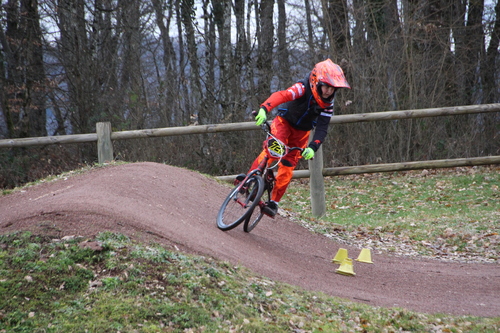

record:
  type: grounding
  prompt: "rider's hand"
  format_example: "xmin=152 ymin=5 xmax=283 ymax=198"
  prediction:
xmin=302 ymin=147 xmax=315 ymax=160
xmin=255 ymin=108 xmax=267 ymax=126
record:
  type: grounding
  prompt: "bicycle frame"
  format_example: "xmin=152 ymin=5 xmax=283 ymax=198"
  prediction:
xmin=216 ymin=120 xmax=303 ymax=232
xmin=242 ymin=122 xmax=302 ymax=210
xmin=241 ymin=123 xmax=287 ymax=203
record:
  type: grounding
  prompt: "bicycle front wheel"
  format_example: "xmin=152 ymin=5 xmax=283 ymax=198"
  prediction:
xmin=216 ymin=175 xmax=264 ymax=231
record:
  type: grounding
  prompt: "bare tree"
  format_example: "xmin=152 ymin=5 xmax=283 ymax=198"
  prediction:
xmin=0 ymin=0 xmax=46 ymax=138
xmin=304 ymin=0 xmax=315 ymax=61
xmin=464 ymin=0 xmax=485 ymax=104
xmin=180 ymin=0 xmax=203 ymax=124
xmin=233 ymin=0 xmax=252 ymax=114
xmin=119 ymin=0 xmax=146 ymax=129
xmin=56 ymin=0 xmax=87 ymax=132
xmin=482 ymin=0 xmax=500 ymax=104
xmin=152 ymin=0 xmax=178 ymax=127
xmin=321 ymin=0 xmax=350 ymax=58
xmin=256 ymin=0 xmax=274 ymax=101
xmin=277 ymin=0 xmax=291 ymax=86
xmin=1 ymin=0 xmax=499 ymax=185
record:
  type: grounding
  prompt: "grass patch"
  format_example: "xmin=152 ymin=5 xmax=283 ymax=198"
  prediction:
xmin=0 ymin=231 xmax=499 ymax=332
xmin=282 ymin=166 xmax=499 ymax=262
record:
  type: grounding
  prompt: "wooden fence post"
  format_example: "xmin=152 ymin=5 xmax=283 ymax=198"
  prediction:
xmin=308 ymin=144 xmax=326 ymax=217
xmin=96 ymin=122 xmax=113 ymax=163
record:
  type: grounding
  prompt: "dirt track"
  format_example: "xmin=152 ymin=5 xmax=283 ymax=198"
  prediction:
xmin=1 ymin=162 xmax=499 ymax=317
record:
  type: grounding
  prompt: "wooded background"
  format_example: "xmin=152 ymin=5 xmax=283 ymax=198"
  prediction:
xmin=1 ymin=0 xmax=499 ymax=188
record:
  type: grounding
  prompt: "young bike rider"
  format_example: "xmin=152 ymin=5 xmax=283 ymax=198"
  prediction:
xmin=238 ymin=59 xmax=351 ymax=217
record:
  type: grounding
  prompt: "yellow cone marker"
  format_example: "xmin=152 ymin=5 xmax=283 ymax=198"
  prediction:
xmin=331 ymin=248 xmax=348 ymax=264
xmin=335 ymin=258 xmax=356 ymax=276
xmin=355 ymin=248 xmax=373 ymax=264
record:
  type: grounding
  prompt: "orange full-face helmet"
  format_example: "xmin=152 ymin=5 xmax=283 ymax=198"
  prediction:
xmin=309 ymin=59 xmax=350 ymax=108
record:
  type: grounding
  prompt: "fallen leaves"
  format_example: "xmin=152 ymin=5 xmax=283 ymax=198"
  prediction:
xmin=285 ymin=166 xmax=500 ymax=263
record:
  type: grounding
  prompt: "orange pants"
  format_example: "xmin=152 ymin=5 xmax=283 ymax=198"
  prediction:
xmin=249 ymin=116 xmax=310 ymax=202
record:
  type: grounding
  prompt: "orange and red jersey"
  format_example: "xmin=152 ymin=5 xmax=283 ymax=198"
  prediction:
xmin=259 ymin=75 xmax=334 ymax=152
xmin=260 ymin=82 xmax=310 ymax=112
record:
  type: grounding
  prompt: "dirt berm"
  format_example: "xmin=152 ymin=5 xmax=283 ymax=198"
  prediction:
xmin=1 ymin=162 xmax=498 ymax=317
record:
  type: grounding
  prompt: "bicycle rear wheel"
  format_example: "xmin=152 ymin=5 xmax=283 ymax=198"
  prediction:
xmin=243 ymin=201 xmax=265 ymax=233
xmin=245 ymin=173 xmax=273 ymax=233
xmin=216 ymin=175 xmax=264 ymax=231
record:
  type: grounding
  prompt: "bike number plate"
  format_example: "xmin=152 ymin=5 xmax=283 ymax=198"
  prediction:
xmin=266 ymin=137 xmax=286 ymax=158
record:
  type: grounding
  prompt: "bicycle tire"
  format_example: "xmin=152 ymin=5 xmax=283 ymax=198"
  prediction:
xmin=243 ymin=178 xmax=271 ymax=232
xmin=243 ymin=202 xmax=264 ymax=233
xmin=216 ymin=175 xmax=264 ymax=231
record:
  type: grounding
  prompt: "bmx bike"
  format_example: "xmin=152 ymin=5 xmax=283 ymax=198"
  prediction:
xmin=216 ymin=119 xmax=303 ymax=233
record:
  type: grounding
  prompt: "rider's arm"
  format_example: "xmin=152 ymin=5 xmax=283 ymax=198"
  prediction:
xmin=308 ymin=108 xmax=333 ymax=151
xmin=260 ymin=82 xmax=306 ymax=112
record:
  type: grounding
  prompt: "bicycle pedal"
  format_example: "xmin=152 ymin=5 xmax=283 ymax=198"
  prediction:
xmin=263 ymin=212 xmax=277 ymax=218
xmin=262 ymin=203 xmax=278 ymax=217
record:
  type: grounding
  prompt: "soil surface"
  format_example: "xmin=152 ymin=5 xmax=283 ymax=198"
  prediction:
xmin=1 ymin=162 xmax=499 ymax=317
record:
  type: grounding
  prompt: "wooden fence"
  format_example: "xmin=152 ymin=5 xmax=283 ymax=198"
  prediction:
xmin=1 ymin=103 xmax=499 ymax=216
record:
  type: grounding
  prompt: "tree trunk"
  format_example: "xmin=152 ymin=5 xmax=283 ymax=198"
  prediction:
xmin=482 ymin=0 xmax=499 ymax=103
xmin=304 ymin=0 xmax=315 ymax=63
xmin=180 ymin=0 xmax=203 ymax=125
xmin=213 ymin=0 xmax=232 ymax=123
xmin=23 ymin=0 xmax=46 ymax=137
xmin=321 ymin=0 xmax=350 ymax=58
xmin=257 ymin=0 xmax=274 ymax=102
xmin=152 ymin=0 xmax=178 ymax=127
xmin=119 ymin=0 xmax=145 ymax=130
xmin=277 ymin=0 xmax=291 ymax=86
xmin=1 ymin=0 xmax=46 ymax=138
xmin=57 ymin=0 xmax=94 ymax=133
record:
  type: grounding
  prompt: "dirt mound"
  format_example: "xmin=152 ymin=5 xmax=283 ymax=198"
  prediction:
xmin=1 ymin=162 xmax=498 ymax=317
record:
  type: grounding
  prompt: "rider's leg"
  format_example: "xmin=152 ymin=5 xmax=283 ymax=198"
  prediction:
xmin=248 ymin=149 xmax=267 ymax=172
xmin=271 ymin=123 xmax=310 ymax=204
xmin=271 ymin=164 xmax=294 ymax=202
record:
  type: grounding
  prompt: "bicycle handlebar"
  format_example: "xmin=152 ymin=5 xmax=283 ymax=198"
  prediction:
xmin=251 ymin=110 xmax=304 ymax=154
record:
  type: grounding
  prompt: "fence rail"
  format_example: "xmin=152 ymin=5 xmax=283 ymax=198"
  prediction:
xmin=215 ymin=156 xmax=500 ymax=181
xmin=2 ymin=103 xmax=499 ymax=217
xmin=1 ymin=103 xmax=499 ymax=148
